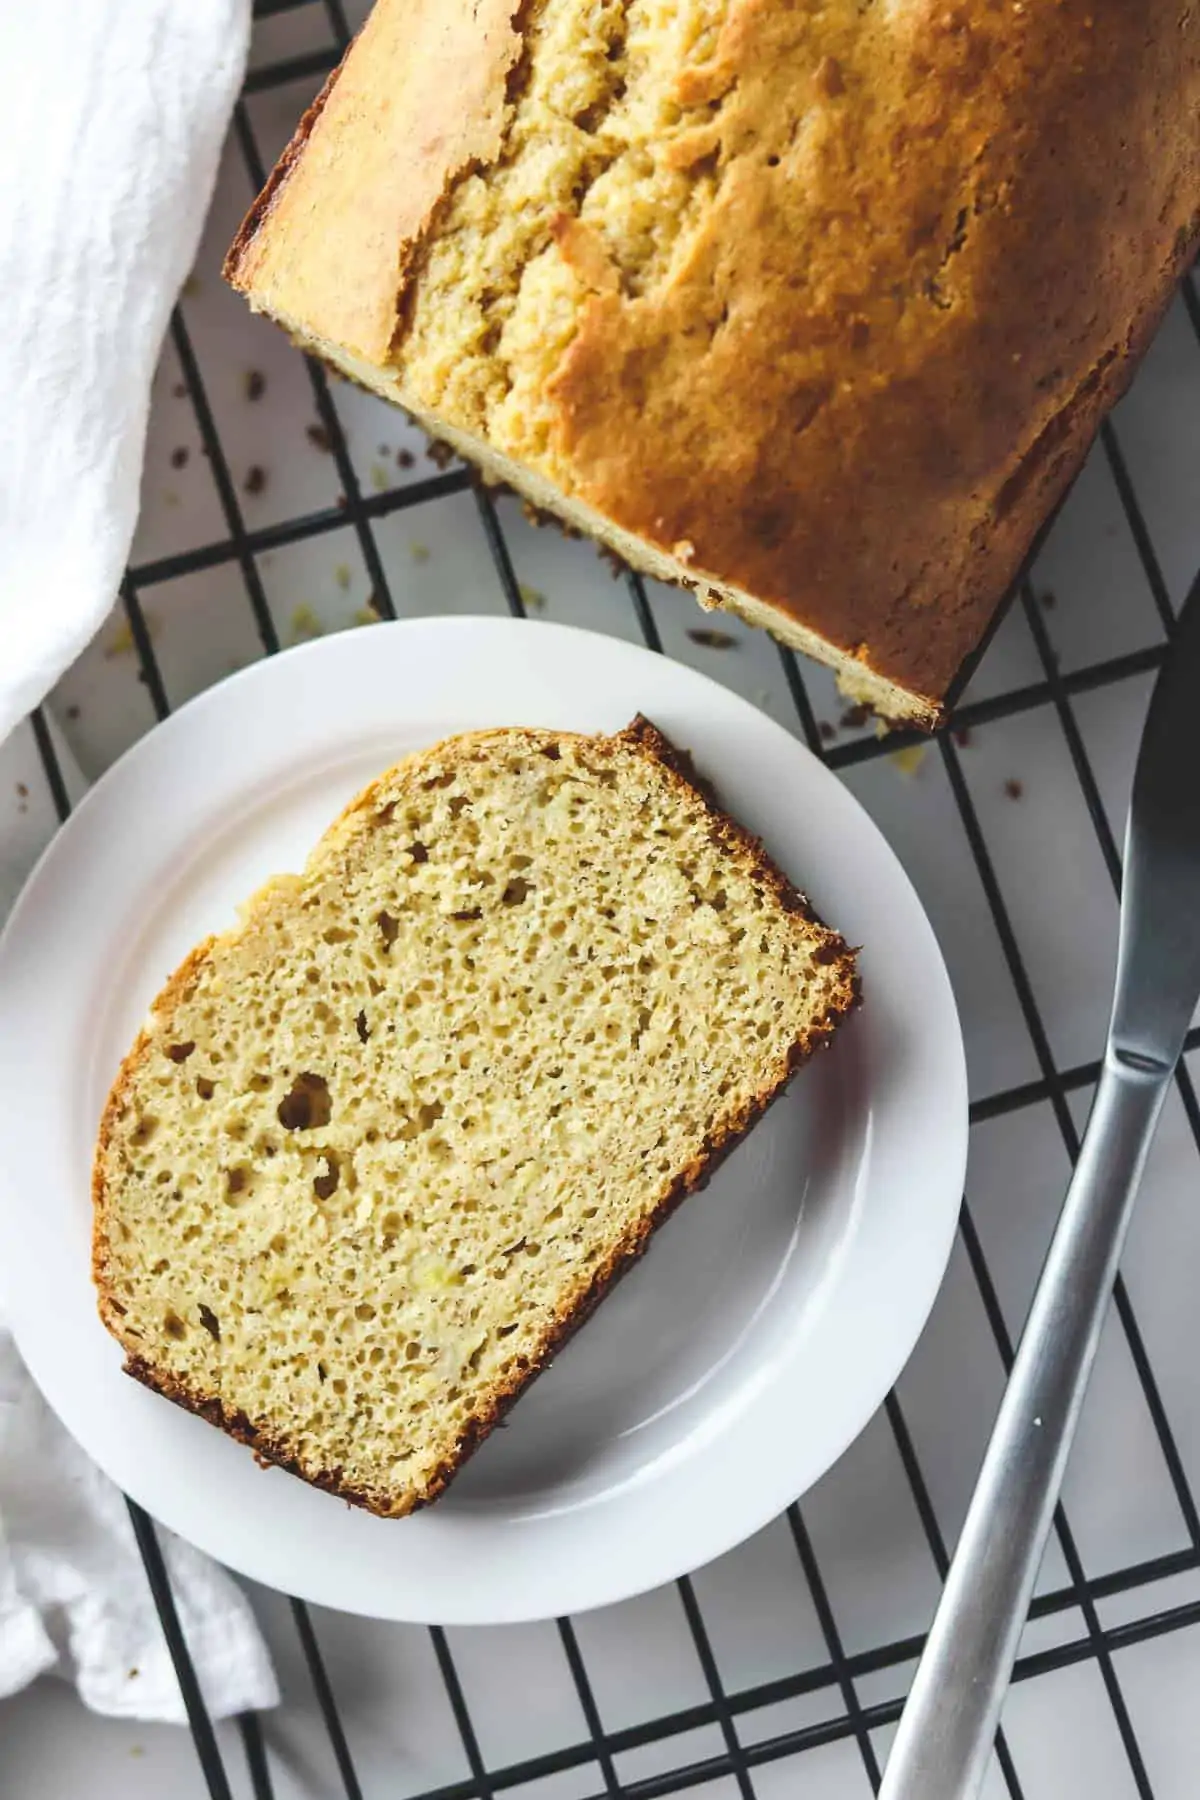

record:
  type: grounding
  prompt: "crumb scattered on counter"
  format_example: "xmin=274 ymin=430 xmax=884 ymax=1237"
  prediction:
xmin=129 ymin=1746 xmax=144 ymax=1759
xmin=171 ymin=381 xmax=186 ymax=399
xmin=370 ymin=462 xmax=389 ymax=492
xmin=163 ymin=490 xmax=180 ymax=507
xmin=888 ymin=743 xmax=928 ymax=776
xmin=335 ymin=494 xmax=349 ymax=511
xmin=334 ymin=563 xmax=352 ymax=591
xmin=244 ymin=465 xmax=267 ymax=496
xmin=426 ymin=439 xmax=456 ymax=469
xmin=818 ymin=720 xmax=836 ymax=743
xmin=518 ymin=583 xmax=546 ymax=612
xmin=353 ymin=603 xmax=383 ymax=627
xmin=244 ymin=369 xmax=266 ymax=402
xmin=839 ymin=703 xmax=871 ymax=730
xmin=16 ymin=783 xmax=28 ymax=798
xmin=66 ymin=704 xmax=81 ymax=720
xmin=306 ymin=423 xmax=333 ymax=454
xmin=1040 ymin=590 xmax=1058 ymax=610
xmin=169 ymin=446 xmax=189 ymax=470
xmin=377 ymin=442 xmax=389 ymax=457
xmin=409 ymin=541 xmax=430 ymax=564
xmin=290 ymin=605 xmax=324 ymax=642
xmin=396 ymin=447 xmax=415 ymax=469
xmin=687 ymin=628 xmax=737 ymax=650
xmin=105 ymin=609 xmax=158 ymax=659
xmin=1004 ymin=778 xmax=1024 ymax=800
xmin=181 ymin=273 xmax=201 ymax=299
xmin=952 ymin=725 xmax=973 ymax=748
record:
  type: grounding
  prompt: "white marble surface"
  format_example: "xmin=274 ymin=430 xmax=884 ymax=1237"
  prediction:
xmin=5 ymin=4 xmax=1200 ymax=1795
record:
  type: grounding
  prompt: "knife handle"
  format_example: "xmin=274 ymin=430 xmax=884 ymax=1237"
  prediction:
xmin=879 ymin=1052 xmax=1171 ymax=1800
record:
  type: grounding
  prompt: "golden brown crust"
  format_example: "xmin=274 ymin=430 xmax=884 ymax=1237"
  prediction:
xmin=93 ymin=718 xmax=857 ymax=1517
xmin=222 ymin=66 xmax=344 ymax=292
xmin=226 ymin=0 xmax=1200 ymax=721
xmin=546 ymin=0 xmax=1200 ymax=712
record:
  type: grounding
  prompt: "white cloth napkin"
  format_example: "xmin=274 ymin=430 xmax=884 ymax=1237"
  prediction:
xmin=0 ymin=1331 xmax=280 ymax=1724
xmin=0 ymin=0 xmax=252 ymax=745
xmin=0 ymin=2 xmax=280 ymax=1724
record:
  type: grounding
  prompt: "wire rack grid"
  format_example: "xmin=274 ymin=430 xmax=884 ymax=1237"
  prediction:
xmin=7 ymin=2 xmax=1200 ymax=1796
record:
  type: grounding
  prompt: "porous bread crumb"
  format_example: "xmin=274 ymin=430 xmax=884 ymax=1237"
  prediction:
xmin=887 ymin=742 xmax=928 ymax=776
xmin=397 ymin=0 xmax=729 ymax=465
xmin=93 ymin=719 xmax=856 ymax=1516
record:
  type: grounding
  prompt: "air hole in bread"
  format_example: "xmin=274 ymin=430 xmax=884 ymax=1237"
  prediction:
xmin=313 ymin=1153 xmax=340 ymax=1201
xmin=377 ymin=911 xmax=400 ymax=948
xmin=277 ymin=1073 xmax=332 ymax=1131
xmin=198 ymin=1303 xmax=220 ymax=1341
xmin=166 ymin=1041 xmax=195 ymax=1064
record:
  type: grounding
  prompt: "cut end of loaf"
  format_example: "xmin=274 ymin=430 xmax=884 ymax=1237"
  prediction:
xmin=93 ymin=719 xmax=858 ymax=1516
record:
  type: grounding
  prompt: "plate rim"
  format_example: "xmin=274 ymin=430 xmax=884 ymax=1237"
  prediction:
xmin=0 ymin=616 xmax=968 ymax=1621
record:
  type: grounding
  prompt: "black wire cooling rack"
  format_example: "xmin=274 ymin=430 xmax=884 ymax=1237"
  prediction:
xmin=19 ymin=2 xmax=1200 ymax=1796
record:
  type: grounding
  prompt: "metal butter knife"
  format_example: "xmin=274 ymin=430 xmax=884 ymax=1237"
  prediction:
xmin=880 ymin=567 xmax=1200 ymax=1800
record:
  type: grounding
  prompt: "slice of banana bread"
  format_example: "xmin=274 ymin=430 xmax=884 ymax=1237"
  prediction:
xmin=93 ymin=718 xmax=857 ymax=1515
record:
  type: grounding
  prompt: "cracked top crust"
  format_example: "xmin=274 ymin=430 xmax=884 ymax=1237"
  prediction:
xmin=227 ymin=0 xmax=1200 ymax=720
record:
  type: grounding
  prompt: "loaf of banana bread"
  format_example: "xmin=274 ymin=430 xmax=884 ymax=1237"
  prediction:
xmin=225 ymin=1 xmax=1200 ymax=724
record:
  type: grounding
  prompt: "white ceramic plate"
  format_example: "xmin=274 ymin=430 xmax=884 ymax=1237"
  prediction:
xmin=0 ymin=618 xmax=966 ymax=1623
